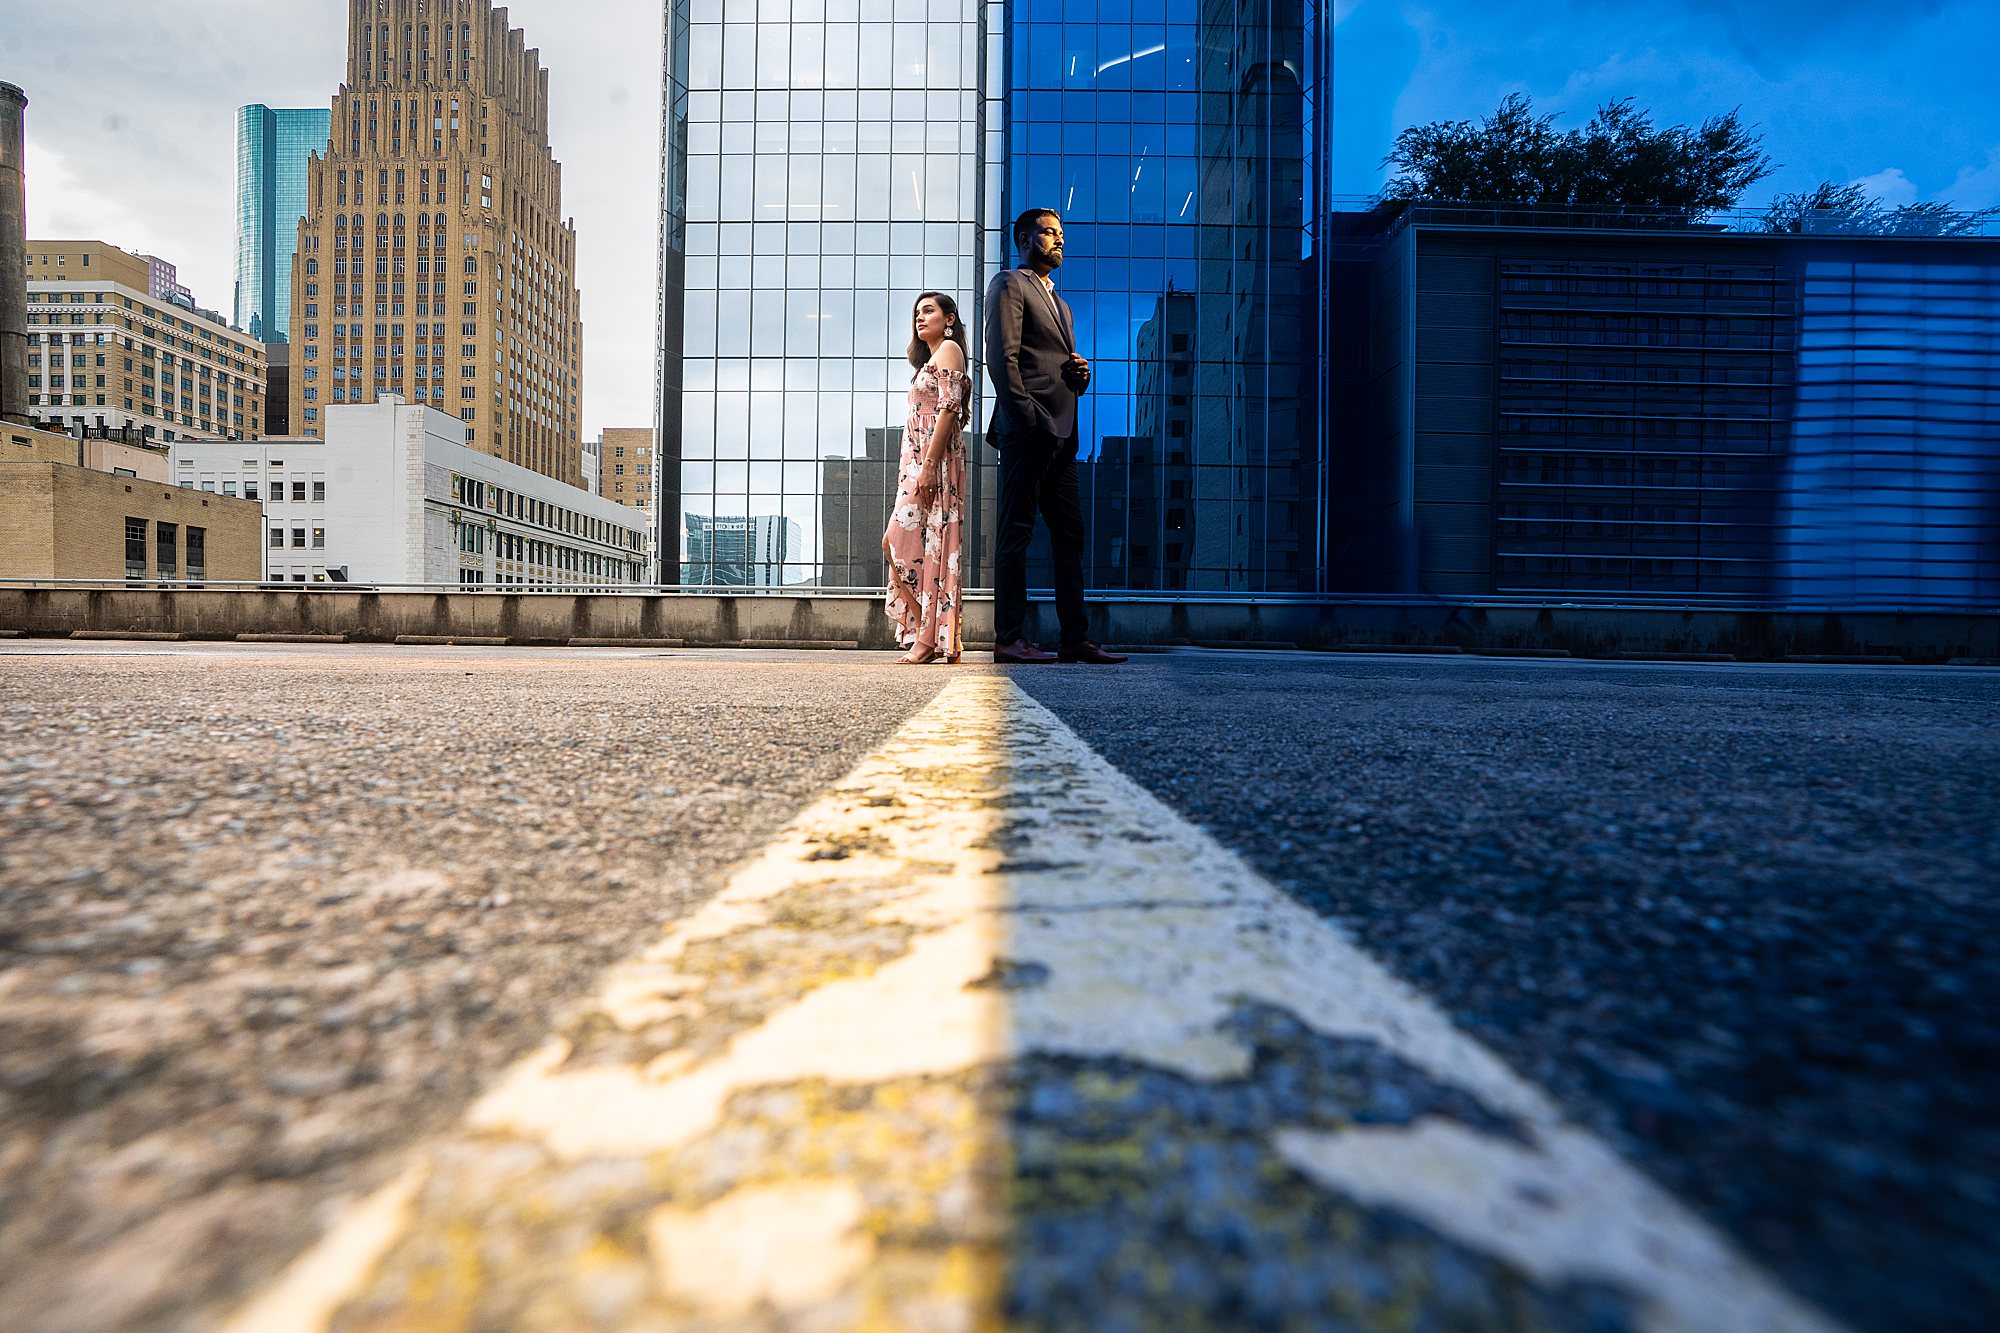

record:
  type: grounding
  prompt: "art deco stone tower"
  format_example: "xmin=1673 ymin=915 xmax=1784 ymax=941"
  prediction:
xmin=291 ymin=0 xmax=584 ymax=487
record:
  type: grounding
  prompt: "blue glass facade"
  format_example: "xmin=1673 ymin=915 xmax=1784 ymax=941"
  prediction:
xmin=658 ymin=0 xmax=1328 ymax=591
xmin=1780 ymin=259 xmax=2000 ymax=606
xmin=655 ymin=7 xmax=2000 ymax=609
xmin=1364 ymin=221 xmax=2000 ymax=610
xmin=1004 ymin=0 xmax=1330 ymax=592
xmin=235 ymin=105 xmax=332 ymax=343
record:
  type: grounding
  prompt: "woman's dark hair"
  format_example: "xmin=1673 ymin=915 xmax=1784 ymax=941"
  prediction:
xmin=907 ymin=291 xmax=968 ymax=370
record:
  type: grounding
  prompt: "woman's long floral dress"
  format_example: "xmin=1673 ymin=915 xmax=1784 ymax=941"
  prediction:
xmin=883 ymin=361 xmax=970 ymax=658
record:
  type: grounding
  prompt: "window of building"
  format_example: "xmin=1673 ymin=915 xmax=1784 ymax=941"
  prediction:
xmin=291 ymin=526 xmax=307 ymax=549
xmin=124 ymin=517 xmax=147 ymax=580
xmin=155 ymin=522 xmax=178 ymax=581
xmin=269 ymin=527 xmax=284 ymax=549
xmin=292 ymin=480 xmax=307 ymax=502
xmin=186 ymin=527 xmax=206 ymax=581
xmin=311 ymin=524 xmax=326 ymax=549
xmin=312 ymin=480 xmax=326 ymax=501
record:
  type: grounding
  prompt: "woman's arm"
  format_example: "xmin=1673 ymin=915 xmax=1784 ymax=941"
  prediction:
xmin=921 ymin=344 xmax=967 ymax=472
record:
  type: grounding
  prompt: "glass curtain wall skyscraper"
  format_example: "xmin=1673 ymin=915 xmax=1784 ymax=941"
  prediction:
xmin=660 ymin=0 xmax=994 ymax=588
xmin=656 ymin=0 xmax=1332 ymax=590
xmin=234 ymin=105 xmax=332 ymax=343
xmin=1009 ymin=0 xmax=1329 ymax=592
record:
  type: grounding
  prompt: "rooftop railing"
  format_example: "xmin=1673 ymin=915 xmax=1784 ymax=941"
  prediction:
xmin=1351 ymin=199 xmax=2000 ymax=243
xmin=1 ymin=578 xmax=1993 ymax=615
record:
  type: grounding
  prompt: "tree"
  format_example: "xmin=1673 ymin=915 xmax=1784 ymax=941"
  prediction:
xmin=1381 ymin=94 xmax=1774 ymax=216
xmin=1760 ymin=181 xmax=1998 ymax=237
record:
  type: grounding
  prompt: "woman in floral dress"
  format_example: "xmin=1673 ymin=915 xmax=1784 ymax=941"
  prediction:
xmin=883 ymin=291 xmax=971 ymax=663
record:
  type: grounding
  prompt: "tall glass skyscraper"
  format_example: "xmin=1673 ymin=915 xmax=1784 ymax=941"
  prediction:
xmin=656 ymin=0 xmax=1331 ymax=590
xmin=1007 ymin=0 xmax=1330 ymax=592
xmin=654 ymin=7 xmax=1997 ymax=607
xmin=234 ymin=105 xmax=331 ymax=343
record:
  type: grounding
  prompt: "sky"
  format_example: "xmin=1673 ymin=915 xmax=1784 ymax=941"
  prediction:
xmin=6 ymin=0 xmax=1995 ymax=438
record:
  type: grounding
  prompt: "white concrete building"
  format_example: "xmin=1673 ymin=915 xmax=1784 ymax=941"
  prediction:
xmin=170 ymin=395 xmax=645 ymax=587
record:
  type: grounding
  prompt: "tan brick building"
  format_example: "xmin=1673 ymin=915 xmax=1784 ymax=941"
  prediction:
xmin=599 ymin=426 xmax=653 ymax=514
xmin=24 ymin=240 xmax=267 ymax=441
xmin=289 ymin=0 xmax=585 ymax=490
xmin=1 ymin=425 xmax=263 ymax=581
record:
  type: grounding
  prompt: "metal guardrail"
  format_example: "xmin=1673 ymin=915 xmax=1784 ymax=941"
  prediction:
xmin=1369 ymin=200 xmax=2000 ymax=242
xmin=3 ymin=579 xmax=1993 ymax=617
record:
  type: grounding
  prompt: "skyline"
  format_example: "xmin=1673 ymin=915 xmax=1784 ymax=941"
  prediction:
xmin=6 ymin=0 xmax=1996 ymax=444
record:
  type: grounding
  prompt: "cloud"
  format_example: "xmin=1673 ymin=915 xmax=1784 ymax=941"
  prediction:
xmin=1849 ymin=167 xmax=1919 ymax=208
xmin=23 ymin=141 xmax=150 ymax=246
xmin=1945 ymin=148 xmax=2000 ymax=210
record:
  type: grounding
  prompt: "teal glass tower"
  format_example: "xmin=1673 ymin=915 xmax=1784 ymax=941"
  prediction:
xmin=233 ymin=104 xmax=331 ymax=343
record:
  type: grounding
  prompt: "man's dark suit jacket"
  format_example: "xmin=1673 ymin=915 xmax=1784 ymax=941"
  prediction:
xmin=983 ymin=265 xmax=1080 ymax=447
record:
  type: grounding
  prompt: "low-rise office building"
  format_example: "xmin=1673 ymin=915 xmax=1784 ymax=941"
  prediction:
xmin=170 ymin=395 xmax=645 ymax=587
xmin=1325 ymin=207 xmax=2000 ymax=607
xmin=2 ymin=422 xmax=263 ymax=580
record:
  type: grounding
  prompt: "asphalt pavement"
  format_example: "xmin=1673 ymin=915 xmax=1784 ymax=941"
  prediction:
xmin=0 ymin=644 xmax=950 ymax=1332
xmin=2 ymin=643 xmax=1994 ymax=1331
xmin=1020 ymin=652 xmax=2000 ymax=1333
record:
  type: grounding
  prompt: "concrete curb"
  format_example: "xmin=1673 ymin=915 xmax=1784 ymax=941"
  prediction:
xmin=393 ymin=634 xmax=509 ymax=646
xmin=69 ymin=630 xmax=188 ymax=641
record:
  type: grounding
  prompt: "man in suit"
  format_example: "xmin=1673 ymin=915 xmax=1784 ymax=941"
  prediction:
xmin=982 ymin=208 xmax=1127 ymax=665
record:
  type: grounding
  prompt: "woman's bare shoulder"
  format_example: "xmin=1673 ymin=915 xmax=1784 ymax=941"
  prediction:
xmin=932 ymin=340 xmax=968 ymax=372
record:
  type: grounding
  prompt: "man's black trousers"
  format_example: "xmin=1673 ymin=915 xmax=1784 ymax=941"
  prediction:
xmin=992 ymin=429 xmax=1088 ymax=648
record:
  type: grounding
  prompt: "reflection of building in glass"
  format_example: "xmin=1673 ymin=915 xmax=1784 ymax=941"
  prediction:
xmin=1347 ymin=213 xmax=2000 ymax=608
xmin=234 ymin=106 xmax=332 ymax=344
xmin=1013 ymin=0 xmax=1327 ymax=593
xmin=657 ymin=0 xmax=1324 ymax=591
xmin=659 ymin=0 xmax=990 ymax=588
xmin=684 ymin=512 xmax=802 ymax=587
xmin=1087 ymin=291 xmax=1190 ymax=588
xmin=819 ymin=426 xmax=899 ymax=592
xmin=821 ymin=423 xmax=992 ymax=591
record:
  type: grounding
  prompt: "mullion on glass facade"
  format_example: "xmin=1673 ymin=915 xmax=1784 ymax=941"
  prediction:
xmin=663 ymin=0 xmax=986 ymax=589
xmin=1007 ymin=0 xmax=1327 ymax=593
xmin=658 ymin=0 xmax=1327 ymax=592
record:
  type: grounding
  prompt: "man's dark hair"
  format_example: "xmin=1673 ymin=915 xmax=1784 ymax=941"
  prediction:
xmin=1012 ymin=207 xmax=1060 ymax=251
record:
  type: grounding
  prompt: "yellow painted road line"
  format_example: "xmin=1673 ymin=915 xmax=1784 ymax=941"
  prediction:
xmin=224 ymin=676 xmax=1842 ymax=1332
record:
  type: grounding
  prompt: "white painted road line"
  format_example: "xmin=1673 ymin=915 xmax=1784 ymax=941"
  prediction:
xmin=225 ymin=675 xmax=1842 ymax=1332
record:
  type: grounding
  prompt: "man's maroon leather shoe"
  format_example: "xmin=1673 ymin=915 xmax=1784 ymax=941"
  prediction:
xmin=994 ymin=638 xmax=1059 ymax=664
xmin=1057 ymin=640 xmax=1128 ymax=664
